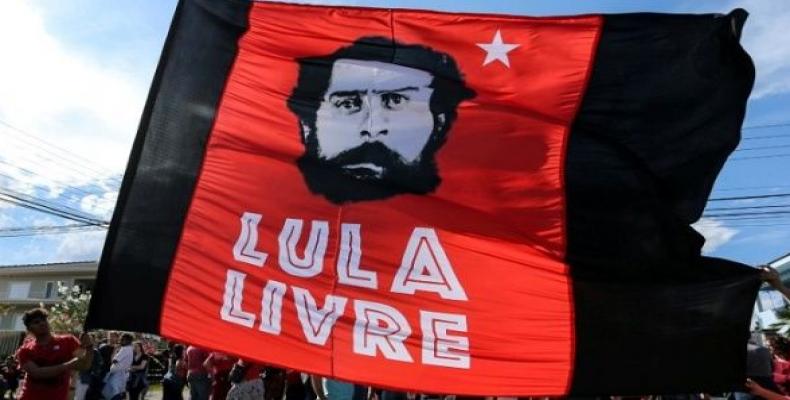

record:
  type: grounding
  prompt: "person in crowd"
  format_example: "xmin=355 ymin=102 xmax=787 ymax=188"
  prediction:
xmin=747 ymin=377 xmax=790 ymax=400
xmin=311 ymin=375 xmax=368 ymax=400
xmin=263 ymin=366 xmax=287 ymax=400
xmin=226 ymin=359 xmax=266 ymax=400
xmin=13 ymin=308 xmax=94 ymax=400
xmin=283 ymin=369 xmax=306 ymax=400
xmin=770 ymin=336 xmax=790 ymax=393
xmin=303 ymin=374 xmax=317 ymax=400
xmin=1 ymin=355 xmax=20 ymax=400
xmin=102 ymin=333 xmax=133 ymax=400
xmin=98 ymin=332 xmax=120 ymax=367
xmin=96 ymin=331 xmax=119 ymax=395
xmin=127 ymin=341 xmax=150 ymax=400
xmin=0 ymin=369 xmax=6 ymax=399
xmin=203 ymin=351 xmax=235 ymax=400
xmin=185 ymin=345 xmax=211 ymax=400
xmin=162 ymin=344 xmax=187 ymax=400
xmin=381 ymin=390 xmax=409 ymax=400
xmin=73 ymin=333 xmax=104 ymax=400
xmin=742 ymin=336 xmax=783 ymax=399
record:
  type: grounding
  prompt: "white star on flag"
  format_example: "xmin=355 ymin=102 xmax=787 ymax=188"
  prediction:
xmin=476 ymin=29 xmax=520 ymax=67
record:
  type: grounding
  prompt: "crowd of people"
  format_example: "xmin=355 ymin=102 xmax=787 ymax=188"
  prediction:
xmin=0 ymin=307 xmax=471 ymax=400
xmin=3 ymin=266 xmax=790 ymax=400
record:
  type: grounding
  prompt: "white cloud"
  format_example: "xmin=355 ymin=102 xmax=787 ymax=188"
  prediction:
xmin=0 ymin=1 xmax=144 ymax=179
xmin=54 ymin=230 xmax=107 ymax=262
xmin=723 ymin=0 xmax=790 ymax=98
xmin=0 ymin=213 xmax=12 ymax=229
xmin=693 ymin=218 xmax=739 ymax=254
xmin=733 ymin=229 xmax=790 ymax=246
xmin=80 ymin=190 xmax=118 ymax=220
xmin=0 ymin=1 xmax=130 ymax=234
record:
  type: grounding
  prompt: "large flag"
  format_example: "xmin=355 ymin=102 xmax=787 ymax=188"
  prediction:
xmin=87 ymin=0 xmax=760 ymax=395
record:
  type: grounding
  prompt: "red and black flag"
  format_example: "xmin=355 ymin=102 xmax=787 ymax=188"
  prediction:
xmin=87 ymin=0 xmax=759 ymax=396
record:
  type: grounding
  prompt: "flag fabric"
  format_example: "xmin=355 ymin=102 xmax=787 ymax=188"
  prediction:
xmin=86 ymin=0 xmax=760 ymax=396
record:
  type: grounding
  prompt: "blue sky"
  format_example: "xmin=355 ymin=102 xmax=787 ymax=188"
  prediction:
xmin=0 ymin=0 xmax=787 ymax=266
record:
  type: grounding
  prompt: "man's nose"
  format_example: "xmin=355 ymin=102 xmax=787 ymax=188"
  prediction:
xmin=359 ymin=97 xmax=388 ymax=139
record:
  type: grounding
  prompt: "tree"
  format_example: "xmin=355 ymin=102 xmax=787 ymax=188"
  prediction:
xmin=0 ymin=303 xmax=12 ymax=316
xmin=45 ymin=282 xmax=91 ymax=334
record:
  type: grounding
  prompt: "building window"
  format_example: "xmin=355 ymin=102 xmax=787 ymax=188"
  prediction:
xmin=8 ymin=282 xmax=31 ymax=300
xmin=0 ymin=315 xmax=14 ymax=330
xmin=45 ymin=282 xmax=56 ymax=298
xmin=13 ymin=315 xmax=25 ymax=331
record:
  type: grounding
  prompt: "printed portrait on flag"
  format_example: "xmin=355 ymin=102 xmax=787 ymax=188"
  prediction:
xmin=288 ymin=37 xmax=476 ymax=204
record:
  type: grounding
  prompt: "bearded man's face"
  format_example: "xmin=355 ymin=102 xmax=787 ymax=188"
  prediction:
xmin=297 ymin=59 xmax=445 ymax=204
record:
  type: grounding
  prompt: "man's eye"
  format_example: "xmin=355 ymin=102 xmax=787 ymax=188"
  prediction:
xmin=382 ymin=93 xmax=408 ymax=109
xmin=333 ymin=97 xmax=362 ymax=113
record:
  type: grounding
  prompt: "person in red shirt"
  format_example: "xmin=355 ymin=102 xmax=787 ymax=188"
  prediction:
xmin=14 ymin=308 xmax=93 ymax=400
xmin=203 ymin=352 xmax=235 ymax=400
xmin=185 ymin=345 xmax=210 ymax=400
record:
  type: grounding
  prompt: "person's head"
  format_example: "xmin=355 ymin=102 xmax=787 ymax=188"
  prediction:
xmin=120 ymin=333 xmax=134 ymax=347
xmin=287 ymin=36 xmax=475 ymax=204
xmin=172 ymin=344 xmax=184 ymax=360
xmin=22 ymin=308 xmax=50 ymax=338
xmin=108 ymin=331 xmax=120 ymax=345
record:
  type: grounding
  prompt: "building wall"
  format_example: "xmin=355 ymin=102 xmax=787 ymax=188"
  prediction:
xmin=0 ymin=262 xmax=97 ymax=334
xmin=754 ymin=253 xmax=790 ymax=330
xmin=774 ymin=253 xmax=790 ymax=286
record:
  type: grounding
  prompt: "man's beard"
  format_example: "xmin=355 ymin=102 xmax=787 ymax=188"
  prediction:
xmin=297 ymin=140 xmax=441 ymax=204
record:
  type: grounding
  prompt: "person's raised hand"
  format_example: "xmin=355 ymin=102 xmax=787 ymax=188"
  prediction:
xmin=761 ymin=266 xmax=784 ymax=289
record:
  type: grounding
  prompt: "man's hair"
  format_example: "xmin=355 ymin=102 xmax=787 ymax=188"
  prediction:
xmin=22 ymin=308 xmax=48 ymax=328
xmin=172 ymin=344 xmax=185 ymax=359
xmin=121 ymin=333 xmax=134 ymax=343
xmin=287 ymin=36 xmax=475 ymax=143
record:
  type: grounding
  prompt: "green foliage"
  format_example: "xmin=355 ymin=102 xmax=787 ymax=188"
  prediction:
xmin=776 ymin=307 xmax=790 ymax=321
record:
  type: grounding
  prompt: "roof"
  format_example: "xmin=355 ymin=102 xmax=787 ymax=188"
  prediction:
xmin=0 ymin=261 xmax=98 ymax=276
xmin=772 ymin=252 xmax=790 ymax=272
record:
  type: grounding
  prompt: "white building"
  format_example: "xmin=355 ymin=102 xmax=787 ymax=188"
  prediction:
xmin=754 ymin=253 xmax=790 ymax=331
xmin=0 ymin=261 xmax=97 ymax=355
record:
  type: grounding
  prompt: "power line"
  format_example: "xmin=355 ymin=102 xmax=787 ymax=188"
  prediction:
xmin=0 ymin=223 xmax=92 ymax=233
xmin=700 ymin=222 xmax=790 ymax=227
xmin=742 ymin=135 xmax=790 ymax=141
xmin=0 ymin=134 xmax=123 ymax=188
xmin=0 ymin=163 xmax=117 ymax=207
xmin=0 ymin=195 xmax=101 ymax=226
xmin=0 ymin=224 xmax=105 ymax=238
xmin=714 ymin=184 xmax=790 ymax=192
xmin=704 ymin=216 xmax=790 ymax=221
xmin=730 ymin=153 xmax=790 ymax=161
xmin=735 ymin=144 xmax=790 ymax=152
xmin=0 ymin=186 xmax=109 ymax=223
xmin=0 ymin=143 xmax=121 ymax=192
xmin=0 ymin=189 xmax=109 ymax=226
xmin=706 ymin=204 xmax=790 ymax=212
xmin=703 ymin=211 xmax=790 ymax=218
xmin=708 ymin=193 xmax=790 ymax=202
xmin=742 ymin=122 xmax=790 ymax=130
xmin=0 ymin=119 xmax=123 ymax=185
